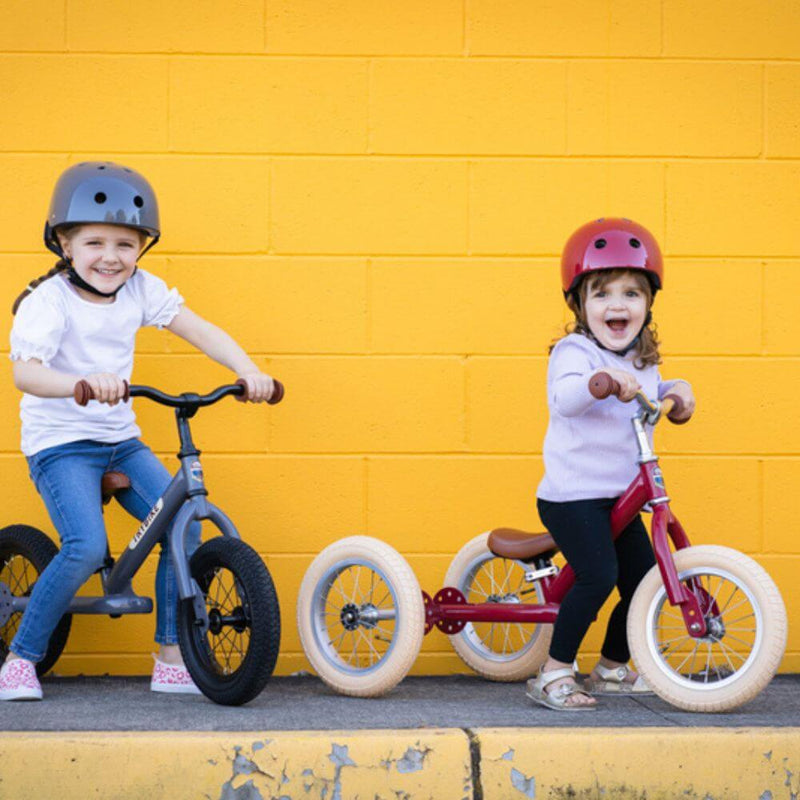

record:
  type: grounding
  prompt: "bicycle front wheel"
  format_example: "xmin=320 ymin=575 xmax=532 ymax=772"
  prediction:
xmin=628 ymin=544 xmax=787 ymax=712
xmin=177 ymin=537 xmax=280 ymax=706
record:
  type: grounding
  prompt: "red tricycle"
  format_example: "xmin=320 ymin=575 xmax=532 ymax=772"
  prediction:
xmin=297 ymin=373 xmax=787 ymax=712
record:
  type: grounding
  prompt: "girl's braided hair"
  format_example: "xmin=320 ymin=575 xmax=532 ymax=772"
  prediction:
xmin=12 ymin=259 xmax=70 ymax=316
xmin=12 ymin=223 xmax=78 ymax=315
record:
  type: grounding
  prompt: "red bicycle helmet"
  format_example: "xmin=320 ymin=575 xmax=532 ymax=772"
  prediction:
xmin=560 ymin=217 xmax=663 ymax=297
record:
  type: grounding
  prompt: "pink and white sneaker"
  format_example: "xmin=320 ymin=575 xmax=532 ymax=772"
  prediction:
xmin=150 ymin=656 xmax=202 ymax=695
xmin=0 ymin=658 xmax=43 ymax=701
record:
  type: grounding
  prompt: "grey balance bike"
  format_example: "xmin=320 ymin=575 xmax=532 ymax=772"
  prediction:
xmin=0 ymin=378 xmax=284 ymax=706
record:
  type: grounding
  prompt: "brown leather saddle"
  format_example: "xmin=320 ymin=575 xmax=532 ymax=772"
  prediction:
xmin=487 ymin=527 xmax=559 ymax=561
xmin=101 ymin=471 xmax=130 ymax=505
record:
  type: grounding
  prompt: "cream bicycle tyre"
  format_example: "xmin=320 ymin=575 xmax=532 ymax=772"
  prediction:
xmin=297 ymin=536 xmax=424 ymax=697
xmin=628 ymin=544 xmax=787 ymax=712
xmin=444 ymin=532 xmax=552 ymax=681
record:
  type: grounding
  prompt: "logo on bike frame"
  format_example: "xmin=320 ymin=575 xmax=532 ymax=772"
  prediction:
xmin=190 ymin=460 xmax=203 ymax=483
xmin=653 ymin=467 xmax=666 ymax=489
xmin=129 ymin=499 xmax=163 ymax=550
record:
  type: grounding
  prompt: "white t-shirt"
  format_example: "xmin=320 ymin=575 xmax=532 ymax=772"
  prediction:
xmin=10 ymin=269 xmax=183 ymax=456
xmin=536 ymin=333 xmax=681 ymax=502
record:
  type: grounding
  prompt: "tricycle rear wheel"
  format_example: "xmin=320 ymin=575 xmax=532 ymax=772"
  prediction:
xmin=297 ymin=536 xmax=424 ymax=697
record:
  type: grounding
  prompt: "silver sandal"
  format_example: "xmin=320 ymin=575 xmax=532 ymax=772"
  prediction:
xmin=584 ymin=663 xmax=653 ymax=696
xmin=525 ymin=667 xmax=597 ymax=712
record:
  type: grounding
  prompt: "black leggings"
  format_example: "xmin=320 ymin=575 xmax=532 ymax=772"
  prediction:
xmin=537 ymin=497 xmax=656 ymax=664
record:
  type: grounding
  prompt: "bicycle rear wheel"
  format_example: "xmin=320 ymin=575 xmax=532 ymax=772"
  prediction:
xmin=0 ymin=525 xmax=72 ymax=677
xmin=177 ymin=537 xmax=280 ymax=706
xmin=444 ymin=532 xmax=551 ymax=681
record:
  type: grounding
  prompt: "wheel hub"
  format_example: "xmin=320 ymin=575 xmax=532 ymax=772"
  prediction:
xmin=704 ymin=616 xmax=726 ymax=639
xmin=208 ymin=607 xmax=223 ymax=635
xmin=340 ymin=603 xmax=360 ymax=631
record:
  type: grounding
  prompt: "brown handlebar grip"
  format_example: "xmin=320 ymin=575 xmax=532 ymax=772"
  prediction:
xmin=74 ymin=379 xmax=92 ymax=406
xmin=268 ymin=379 xmax=284 ymax=405
xmin=235 ymin=378 xmax=285 ymax=404
xmin=588 ymin=371 xmax=621 ymax=400
xmin=663 ymin=393 xmax=689 ymax=424
xmin=73 ymin=380 xmax=130 ymax=406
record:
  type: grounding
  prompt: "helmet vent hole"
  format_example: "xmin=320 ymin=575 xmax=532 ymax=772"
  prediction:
xmin=133 ymin=195 xmax=144 ymax=208
xmin=97 ymin=165 xmax=106 ymax=170
xmin=594 ymin=238 xmax=607 ymax=249
xmin=629 ymin=238 xmax=641 ymax=248
xmin=94 ymin=192 xmax=107 ymax=204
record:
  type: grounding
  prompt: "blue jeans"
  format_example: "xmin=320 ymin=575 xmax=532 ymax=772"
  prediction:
xmin=12 ymin=438 xmax=201 ymax=662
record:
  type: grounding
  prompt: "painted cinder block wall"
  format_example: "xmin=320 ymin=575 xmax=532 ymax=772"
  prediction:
xmin=0 ymin=1 xmax=798 ymax=676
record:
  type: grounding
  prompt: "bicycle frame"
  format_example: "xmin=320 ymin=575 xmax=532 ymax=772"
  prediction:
xmin=10 ymin=399 xmax=240 ymax=627
xmin=425 ymin=397 xmax=710 ymax=638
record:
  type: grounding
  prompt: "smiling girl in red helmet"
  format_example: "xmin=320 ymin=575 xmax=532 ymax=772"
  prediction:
xmin=527 ymin=218 xmax=695 ymax=711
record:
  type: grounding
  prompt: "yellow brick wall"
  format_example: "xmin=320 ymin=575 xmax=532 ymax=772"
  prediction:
xmin=0 ymin=0 xmax=798 ymax=677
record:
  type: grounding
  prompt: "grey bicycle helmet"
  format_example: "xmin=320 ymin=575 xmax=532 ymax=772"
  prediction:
xmin=44 ymin=161 xmax=160 ymax=258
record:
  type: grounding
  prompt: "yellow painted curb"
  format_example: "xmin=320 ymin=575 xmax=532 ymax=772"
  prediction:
xmin=477 ymin=728 xmax=800 ymax=800
xmin=2 ymin=727 xmax=799 ymax=799
xmin=0 ymin=729 xmax=472 ymax=800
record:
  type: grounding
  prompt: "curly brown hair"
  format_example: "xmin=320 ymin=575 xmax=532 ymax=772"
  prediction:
xmin=550 ymin=268 xmax=662 ymax=368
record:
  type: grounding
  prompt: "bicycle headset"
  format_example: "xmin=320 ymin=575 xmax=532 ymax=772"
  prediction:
xmin=560 ymin=217 xmax=663 ymax=356
xmin=43 ymin=161 xmax=161 ymax=300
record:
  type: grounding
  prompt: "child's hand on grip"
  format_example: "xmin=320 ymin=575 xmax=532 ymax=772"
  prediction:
xmin=592 ymin=368 xmax=640 ymax=402
xmin=236 ymin=371 xmax=277 ymax=404
xmin=665 ymin=380 xmax=695 ymax=423
xmin=85 ymin=373 xmax=128 ymax=406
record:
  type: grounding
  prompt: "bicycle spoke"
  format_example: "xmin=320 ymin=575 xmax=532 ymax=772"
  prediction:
xmin=714 ymin=637 xmax=747 ymax=667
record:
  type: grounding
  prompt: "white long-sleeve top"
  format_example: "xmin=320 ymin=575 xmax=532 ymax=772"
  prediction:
xmin=536 ymin=333 xmax=681 ymax=502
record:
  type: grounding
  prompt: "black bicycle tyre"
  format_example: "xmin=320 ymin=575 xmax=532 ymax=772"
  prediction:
xmin=0 ymin=524 xmax=72 ymax=677
xmin=177 ymin=536 xmax=280 ymax=706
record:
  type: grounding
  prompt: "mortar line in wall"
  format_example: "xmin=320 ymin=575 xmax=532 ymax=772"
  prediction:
xmin=165 ymin=57 xmax=172 ymax=151
xmin=5 ymin=150 xmax=800 ymax=163
xmin=758 ymin=458 xmax=766 ymax=553
xmin=267 ymin=157 xmax=274 ymax=254
xmin=366 ymin=58 xmax=374 ymax=154
xmin=0 ymin=451 xmax=796 ymax=459
xmin=761 ymin=260 xmax=768 ymax=354
xmin=663 ymin=161 xmax=668 ymax=248
xmin=462 ymin=0 xmax=468 ymax=55
xmin=365 ymin=257 xmax=373 ymax=352
xmin=361 ymin=455 xmax=369 ymax=533
xmin=7 ymin=349 xmax=800 ymax=358
xmin=466 ymin=160 xmax=473 ymax=255
xmin=761 ymin=62 xmax=768 ymax=159
xmin=6 ymin=50 xmax=800 ymax=63
xmin=8 ymin=250 xmax=800 ymax=260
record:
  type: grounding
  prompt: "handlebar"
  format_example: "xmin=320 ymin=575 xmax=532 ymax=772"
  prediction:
xmin=588 ymin=371 xmax=687 ymax=424
xmin=74 ymin=378 xmax=285 ymax=408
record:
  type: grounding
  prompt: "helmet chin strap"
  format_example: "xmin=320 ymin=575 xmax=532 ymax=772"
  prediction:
xmin=65 ymin=261 xmax=136 ymax=299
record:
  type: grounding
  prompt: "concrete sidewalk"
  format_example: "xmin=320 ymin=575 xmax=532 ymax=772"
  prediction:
xmin=1 ymin=674 xmax=798 ymax=798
